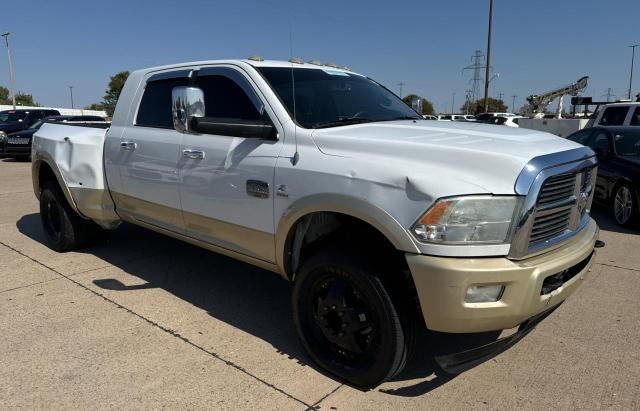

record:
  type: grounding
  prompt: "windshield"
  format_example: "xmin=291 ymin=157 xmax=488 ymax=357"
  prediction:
xmin=29 ymin=119 xmax=44 ymax=129
xmin=613 ymin=130 xmax=640 ymax=157
xmin=257 ymin=67 xmax=421 ymax=128
xmin=0 ymin=111 xmax=27 ymax=123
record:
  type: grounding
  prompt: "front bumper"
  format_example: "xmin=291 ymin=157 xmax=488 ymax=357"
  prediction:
xmin=407 ymin=218 xmax=598 ymax=333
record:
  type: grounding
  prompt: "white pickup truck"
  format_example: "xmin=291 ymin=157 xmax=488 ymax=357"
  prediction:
xmin=32 ymin=58 xmax=600 ymax=387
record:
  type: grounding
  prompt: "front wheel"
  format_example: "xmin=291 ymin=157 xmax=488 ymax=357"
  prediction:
xmin=292 ymin=251 xmax=409 ymax=388
xmin=612 ymin=183 xmax=638 ymax=227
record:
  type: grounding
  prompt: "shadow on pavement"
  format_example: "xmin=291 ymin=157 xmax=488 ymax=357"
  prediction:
xmin=590 ymin=206 xmax=640 ymax=235
xmin=17 ymin=212 xmax=513 ymax=396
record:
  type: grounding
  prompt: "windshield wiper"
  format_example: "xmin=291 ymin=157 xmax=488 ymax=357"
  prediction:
xmin=380 ymin=116 xmax=421 ymax=121
xmin=312 ymin=117 xmax=376 ymax=129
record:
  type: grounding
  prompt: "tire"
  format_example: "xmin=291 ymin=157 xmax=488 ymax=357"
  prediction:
xmin=612 ymin=183 xmax=638 ymax=227
xmin=39 ymin=181 xmax=101 ymax=251
xmin=292 ymin=250 xmax=409 ymax=388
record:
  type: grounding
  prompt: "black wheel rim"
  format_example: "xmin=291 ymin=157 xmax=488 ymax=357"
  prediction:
xmin=43 ymin=196 xmax=63 ymax=240
xmin=614 ymin=186 xmax=633 ymax=224
xmin=306 ymin=274 xmax=379 ymax=367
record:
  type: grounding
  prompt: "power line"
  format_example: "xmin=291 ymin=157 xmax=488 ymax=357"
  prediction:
xmin=601 ymin=88 xmax=615 ymax=102
xmin=462 ymin=50 xmax=486 ymax=105
xmin=397 ymin=81 xmax=405 ymax=98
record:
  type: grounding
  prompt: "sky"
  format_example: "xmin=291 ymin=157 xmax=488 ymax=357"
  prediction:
xmin=1 ymin=0 xmax=639 ymax=113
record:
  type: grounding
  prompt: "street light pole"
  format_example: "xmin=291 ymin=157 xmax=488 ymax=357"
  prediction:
xmin=68 ymin=86 xmax=74 ymax=109
xmin=628 ymin=44 xmax=639 ymax=100
xmin=511 ymin=95 xmax=517 ymax=113
xmin=483 ymin=0 xmax=493 ymax=113
xmin=451 ymin=91 xmax=455 ymax=114
xmin=1 ymin=32 xmax=16 ymax=109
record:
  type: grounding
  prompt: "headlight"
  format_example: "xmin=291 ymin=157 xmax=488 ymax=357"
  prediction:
xmin=412 ymin=196 xmax=521 ymax=244
xmin=0 ymin=131 xmax=6 ymax=141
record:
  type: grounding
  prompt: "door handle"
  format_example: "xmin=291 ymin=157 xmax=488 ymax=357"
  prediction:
xmin=120 ymin=141 xmax=137 ymax=150
xmin=182 ymin=149 xmax=205 ymax=159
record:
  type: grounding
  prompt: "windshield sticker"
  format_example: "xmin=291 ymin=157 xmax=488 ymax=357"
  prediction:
xmin=322 ymin=69 xmax=350 ymax=77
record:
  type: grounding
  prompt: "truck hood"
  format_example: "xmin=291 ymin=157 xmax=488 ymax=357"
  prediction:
xmin=0 ymin=121 xmax=22 ymax=132
xmin=310 ymin=120 xmax=583 ymax=196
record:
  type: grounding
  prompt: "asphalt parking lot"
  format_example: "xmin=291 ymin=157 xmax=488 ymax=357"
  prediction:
xmin=1 ymin=158 xmax=639 ymax=410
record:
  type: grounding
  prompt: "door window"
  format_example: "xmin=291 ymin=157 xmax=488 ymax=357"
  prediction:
xmin=630 ymin=106 xmax=640 ymax=126
xmin=598 ymin=106 xmax=628 ymax=126
xmin=567 ymin=128 xmax=592 ymax=145
xmin=136 ymin=76 xmax=190 ymax=128
xmin=196 ymin=69 xmax=264 ymax=122
xmin=589 ymin=130 xmax=612 ymax=155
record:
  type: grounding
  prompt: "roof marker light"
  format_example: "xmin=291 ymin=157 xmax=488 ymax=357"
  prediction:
xmin=288 ymin=57 xmax=304 ymax=64
xmin=248 ymin=55 xmax=264 ymax=61
xmin=308 ymin=60 xmax=323 ymax=66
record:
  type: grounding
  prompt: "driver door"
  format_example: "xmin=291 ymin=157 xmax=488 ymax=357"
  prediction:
xmin=178 ymin=66 xmax=283 ymax=262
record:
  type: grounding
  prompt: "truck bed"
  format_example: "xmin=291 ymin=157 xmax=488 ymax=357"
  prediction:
xmin=32 ymin=123 xmax=120 ymax=228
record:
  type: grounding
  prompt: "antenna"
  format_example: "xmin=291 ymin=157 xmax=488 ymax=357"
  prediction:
xmin=289 ymin=13 xmax=299 ymax=166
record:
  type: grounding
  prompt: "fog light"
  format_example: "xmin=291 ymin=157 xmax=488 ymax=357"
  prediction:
xmin=465 ymin=285 xmax=505 ymax=303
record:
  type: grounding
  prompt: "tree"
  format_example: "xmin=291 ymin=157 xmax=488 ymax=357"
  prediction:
xmin=402 ymin=93 xmax=435 ymax=115
xmin=102 ymin=71 xmax=130 ymax=117
xmin=15 ymin=93 xmax=38 ymax=106
xmin=1 ymin=86 xmax=39 ymax=106
xmin=460 ymin=97 xmax=508 ymax=114
xmin=0 ymin=85 xmax=9 ymax=104
xmin=85 ymin=102 xmax=105 ymax=111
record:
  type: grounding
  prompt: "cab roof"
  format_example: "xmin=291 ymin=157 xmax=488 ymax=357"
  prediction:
xmin=135 ymin=59 xmax=357 ymax=76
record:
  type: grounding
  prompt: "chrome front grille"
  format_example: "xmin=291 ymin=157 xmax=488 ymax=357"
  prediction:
xmin=536 ymin=173 xmax=577 ymax=207
xmin=528 ymin=173 xmax=578 ymax=245
xmin=508 ymin=147 xmax=598 ymax=260
xmin=529 ymin=206 xmax=572 ymax=243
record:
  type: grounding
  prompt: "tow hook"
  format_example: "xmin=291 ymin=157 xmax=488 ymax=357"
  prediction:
xmin=595 ymin=240 xmax=605 ymax=248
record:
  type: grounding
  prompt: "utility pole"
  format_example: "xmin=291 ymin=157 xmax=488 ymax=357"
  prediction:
xmin=497 ymin=92 xmax=504 ymax=101
xmin=483 ymin=0 xmax=494 ymax=113
xmin=397 ymin=81 xmax=405 ymax=98
xmin=1 ymin=32 xmax=16 ymax=109
xmin=68 ymin=86 xmax=75 ymax=109
xmin=601 ymin=88 xmax=615 ymax=102
xmin=451 ymin=91 xmax=455 ymax=114
xmin=628 ymin=44 xmax=639 ymax=99
xmin=511 ymin=95 xmax=517 ymax=113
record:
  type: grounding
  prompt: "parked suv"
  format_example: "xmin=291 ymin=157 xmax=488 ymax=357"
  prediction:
xmin=568 ymin=126 xmax=640 ymax=226
xmin=3 ymin=115 xmax=108 ymax=160
xmin=592 ymin=102 xmax=640 ymax=127
xmin=0 ymin=109 xmax=61 ymax=156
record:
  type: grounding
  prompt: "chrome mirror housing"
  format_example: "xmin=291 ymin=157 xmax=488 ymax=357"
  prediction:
xmin=172 ymin=86 xmax=205 ymax=133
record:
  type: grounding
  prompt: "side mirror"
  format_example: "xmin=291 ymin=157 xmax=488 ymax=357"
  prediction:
xmin=172 ymin=86 xmax=205 ymax=133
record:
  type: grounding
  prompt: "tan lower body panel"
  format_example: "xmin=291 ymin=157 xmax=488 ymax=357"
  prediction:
xmin=111 ymin=191 xmax=281 ymax=275
xmin=407 ymin=218 xmax=599 ymax=333
xmin=69 ymin=187 xmax=120 ymax=229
